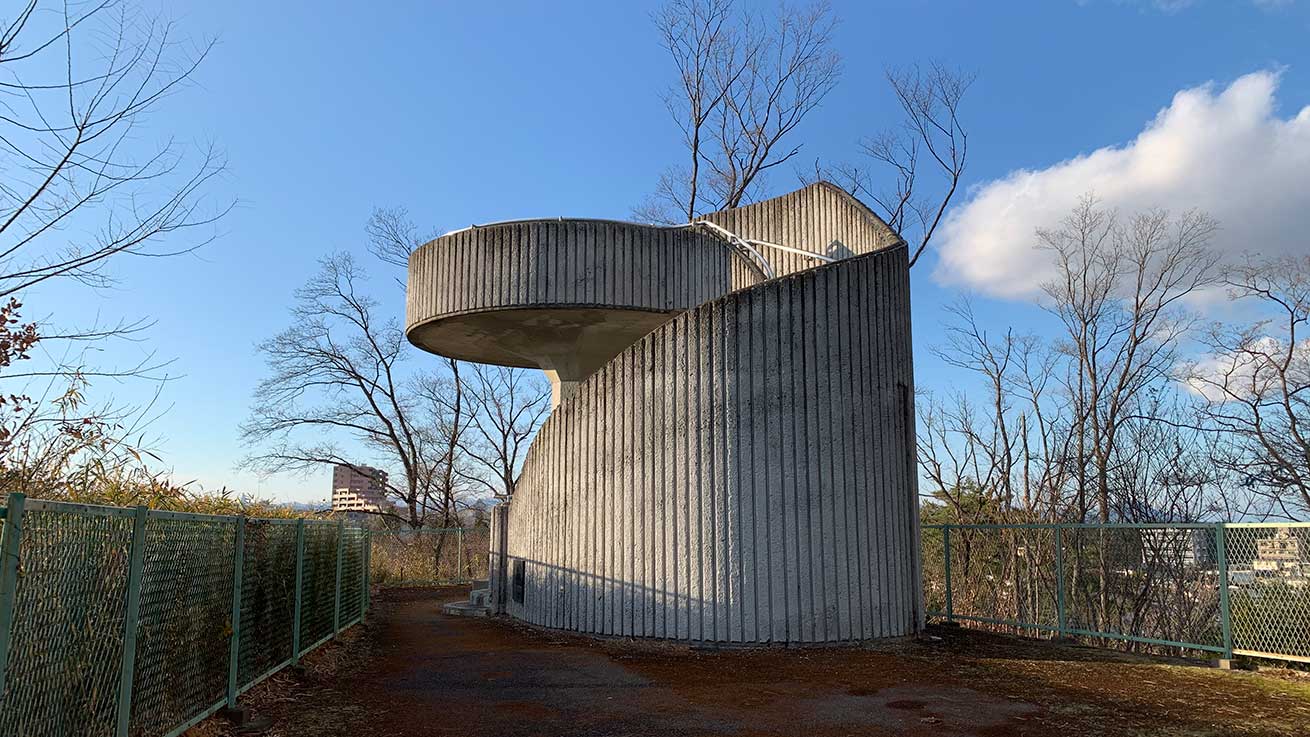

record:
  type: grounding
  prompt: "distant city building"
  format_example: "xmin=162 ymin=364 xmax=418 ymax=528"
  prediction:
xmin=1252 ymin=528 xmax=1309 ymax=585
xmin=1108 ymin=504 xmax=1215 ymax=571
xmin=331 ymin=464 xmax=389 ymax=513
xmin=1141 ymin=527 xmax=1216 ymax=570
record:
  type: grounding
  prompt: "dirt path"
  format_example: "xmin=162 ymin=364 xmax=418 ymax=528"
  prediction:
xmin=199 ymin=587 xmax=1310 ymax=737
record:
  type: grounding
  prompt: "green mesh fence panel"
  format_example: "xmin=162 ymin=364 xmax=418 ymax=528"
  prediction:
xmin=1061 ymin=526 xmax=1221 ymax=650
xmin=338 ymin=528 xmax=365 ymax=625
xmin=943 ymin=526 xmax=1060 ymax=631
xmin=924 ymin=524 xmax=1239 ymax=657
xmin=0 ymin=499 xmax=369 ymax=737
xmin=0 ymin=506 xmax=134 ymax=737
xmin=919 ymin=526 xmax=947 ymax=615
xmin=237 ymin=521 xmax=298 ymax=685
xmin=129 ymin=517 xmax=236 ymax=737
xmin=298 ymin=522 xmax=339 ymax=649
xmin=1225 ymin=525 xmax=1310 ymax=661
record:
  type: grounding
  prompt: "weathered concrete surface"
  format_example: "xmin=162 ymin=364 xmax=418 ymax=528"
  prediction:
xmin=501 ymin=246 xmax=919 ymax=644
xmin=405 ymin=219 xmax=764 ymax=382
xmin=697 ymin=180 xmax=903 ymax=276
xmin=412 ymin=183 xmax=921 ymax=644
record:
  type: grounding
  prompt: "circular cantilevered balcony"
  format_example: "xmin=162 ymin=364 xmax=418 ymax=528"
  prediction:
xmin=404 ymin=218 xmax=767 ymax=398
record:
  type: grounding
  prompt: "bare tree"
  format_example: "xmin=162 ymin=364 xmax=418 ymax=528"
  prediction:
xmin=364 ymin=204 xmax=551 ymax=503
xmin=0 ymin=0 xmax=225 ymax=296
xmin=457 ymin=364 xmax=549 ymax=500
xmin=639 ymin=0 xmax=840 ymax=222
xmin=814 ymin=64 xmax=971 ymax=267
xmin=918 ymin=299 xmax=1080 ymax=525
xmin=0 ymin=1 xmax=224 ymax=489
xmin=1040 ymin=196 xmax=1220 ymax=524
xmin=919 ymin=200 xmax=1229 ymax=636
xmin=641 ymin=0 xmax=739 ymax=223
xmin=242 ymin=253 xmax=469 ymax=528
xmin=1189 ymin=255 xmax=1310 ymax=518
xmin=920 ymin=198 xmax=1229 ymax=521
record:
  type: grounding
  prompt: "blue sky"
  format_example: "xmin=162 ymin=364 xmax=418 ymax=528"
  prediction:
xmin=27 ymin=0 xmax=1310 ymax=503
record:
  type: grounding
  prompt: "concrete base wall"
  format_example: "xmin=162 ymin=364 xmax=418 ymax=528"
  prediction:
xmin=500 ymin=247 xmax=920 ymax=644
xmin=489 ymin=504 xmax=509 ymax=614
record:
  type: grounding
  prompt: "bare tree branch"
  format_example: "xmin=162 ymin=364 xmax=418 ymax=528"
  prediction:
xmin=242 ymin=252 xmax=471 ymax=528
xmin=1187 ymin=254 xmax=1310 ymax=516
xmin=810 ymin=63 xmax=971 ymax=267
xmin=639 ymin=0 xmax=839 ymax=221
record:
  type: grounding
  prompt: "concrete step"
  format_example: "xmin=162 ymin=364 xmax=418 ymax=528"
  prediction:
xmin=469 ymin=588 xmax=490 ymax=607
xmin=442 ymin=600 xmax=489 ymax=618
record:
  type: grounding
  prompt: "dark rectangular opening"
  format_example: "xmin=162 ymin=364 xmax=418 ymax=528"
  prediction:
xmin=512 ymin=559 xmax=525 ymax=604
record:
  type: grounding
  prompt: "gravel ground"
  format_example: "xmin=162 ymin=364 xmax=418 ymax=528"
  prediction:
xmin=189 ymin=586 xmax=1310 ymax=737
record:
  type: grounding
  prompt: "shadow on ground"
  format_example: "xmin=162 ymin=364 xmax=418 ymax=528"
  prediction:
xmin=193 ymin=586 xmax=1310 ymax=737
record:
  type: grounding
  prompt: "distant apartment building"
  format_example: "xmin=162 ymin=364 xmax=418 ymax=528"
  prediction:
xmin=1252 ymin=528 xmax=1309 ymax=585
xmin=1141 ymin=527 xmax=1216 ymax=570
xmin=331 ymin=464 xmax=389 ymax=513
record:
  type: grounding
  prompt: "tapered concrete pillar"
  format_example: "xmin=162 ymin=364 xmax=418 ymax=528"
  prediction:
xmin=543 ymin=370 xmax=579 ymax=409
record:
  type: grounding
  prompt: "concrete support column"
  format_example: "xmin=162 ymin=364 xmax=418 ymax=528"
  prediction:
xmin=543 ymin=370 xmax=579 ymax=409
xmin=489 ymin=504 xmax=510 ymax=614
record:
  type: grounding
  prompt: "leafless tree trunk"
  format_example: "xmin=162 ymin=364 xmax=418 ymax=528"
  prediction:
xmin=647 ymin=0 xmax=739 ymax=222
xmin=1038 ymin=197 xmax=1217 ymax=629
xmin=921 ymin=199 xmax=1224 ymax=523
xmin=1040 ymin=196 xmax=1219 ymax=525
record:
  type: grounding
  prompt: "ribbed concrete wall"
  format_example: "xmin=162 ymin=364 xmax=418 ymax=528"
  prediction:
xmin=407 ymin=220 xmax=763 ymax=336
xmin=500 ymin=245 xmax=920 ymax=643
xmin=698 ymin=182 xmax=903 ymax=277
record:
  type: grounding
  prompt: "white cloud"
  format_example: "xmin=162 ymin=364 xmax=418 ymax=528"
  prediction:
xmin=934 ymin=71 xmax=1310 ymax=300
xmin=1185 ymin=336 xmax=1310 ymax=402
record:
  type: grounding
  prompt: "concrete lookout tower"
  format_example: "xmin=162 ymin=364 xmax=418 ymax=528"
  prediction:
xmin=405 ymin=183 xmax=922 ymax=644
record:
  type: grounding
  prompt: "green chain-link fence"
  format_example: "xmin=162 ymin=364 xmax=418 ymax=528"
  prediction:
xmin=923 ymin=522 xmax=1310 ymax=664
xmin=368 ymin=528 xmax=489 ymax=587
xmin=0 ymin=494 xmax=372 ymax=737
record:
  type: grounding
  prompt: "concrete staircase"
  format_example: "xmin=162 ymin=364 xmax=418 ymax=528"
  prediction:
xmin=441 ymin=581 xmax=491 ymax=618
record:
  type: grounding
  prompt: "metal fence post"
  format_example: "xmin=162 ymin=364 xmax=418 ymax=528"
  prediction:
xmin=1215 ymin=522 xmax=1233 ymax=660
xmin=333 ymin=519 xmax=344 ymax=635
xmin=114 ymin=506 xmax=149 ymax=737
xmin=0 ymin=492 xmax=27 ymax=697
xmin=943 ymin=525 xmax=954 ymax=622
xmin=226 ymin=517 xmax=246 ymax=709
xmin=362 ymin=531 xmax=371 ymax=616
xmin=1055 ymin=525 xmax=1066 ymax=637
xmin=291 ymin=519 xmax=305 ymax=663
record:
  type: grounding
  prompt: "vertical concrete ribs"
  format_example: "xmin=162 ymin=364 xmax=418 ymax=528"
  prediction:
xmin=407 ymin=182 xmax=922 ymax=644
